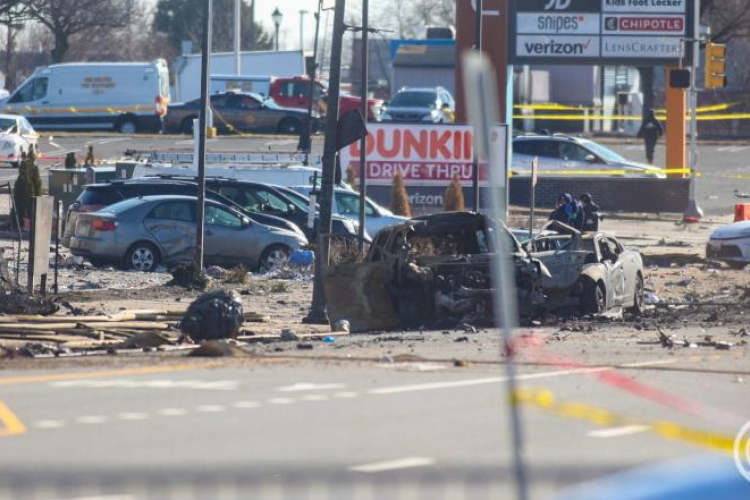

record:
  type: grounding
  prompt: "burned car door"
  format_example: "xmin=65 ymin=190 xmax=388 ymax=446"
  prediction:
xmin=144 ymin=201 xmax=196 ymax=264
xmin=598 ymin=236 xmax=626 ymax=306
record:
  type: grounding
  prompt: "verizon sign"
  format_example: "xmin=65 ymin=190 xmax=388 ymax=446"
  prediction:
xmin=339 ymin=124 xmax=507 ymax=187
xmin=509 ymin=0 xmax=694 ymax=65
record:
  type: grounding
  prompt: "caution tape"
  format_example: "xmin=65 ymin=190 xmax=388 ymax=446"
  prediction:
xmin=509 ymin=168 xmax=692 ymax=177
xmin=514 ymin=102 xmax=739 ymax=113
xmin=514 ymin=111 xmax=750 ymax=121
xmin=514 ymin=388 xmax=742 ymax=456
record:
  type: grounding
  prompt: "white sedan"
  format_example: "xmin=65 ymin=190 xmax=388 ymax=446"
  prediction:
xmin=707 ymin=220 xmax=750 ymax=269
xmin=0 ymin=114 xmax=39 ymax=167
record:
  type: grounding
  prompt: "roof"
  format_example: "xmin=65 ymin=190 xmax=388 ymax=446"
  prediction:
xmin=392 ymin=44 xmax=455 ymax=69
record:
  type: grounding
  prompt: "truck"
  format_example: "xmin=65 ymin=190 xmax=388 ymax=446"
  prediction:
xmin=209 ymin=75 xmax=383 ymax=121
xmin=0 ymin=60 xmax=170 ymax=133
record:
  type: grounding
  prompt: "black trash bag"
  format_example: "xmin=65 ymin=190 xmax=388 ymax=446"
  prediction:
xmin=180 ymin=290 xmax=244 ymax=342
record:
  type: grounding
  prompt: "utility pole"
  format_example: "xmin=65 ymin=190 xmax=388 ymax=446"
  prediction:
xmin=298 ymin=0 xmax=323 ymax=157
xmin=305 ymin=0 xmax=347 ymax=324
xmin=358 ymin=0 xmax=369 ymax=253
xmin=299 ymin=10 xmax=308 ymax=51
xmin=248 ymin=0 xmax=255 ymax=50
xmin=194 ymin=0 xmax=212 ymax=269
xmin=683 ymin=0 xmax=703 ymax=222
xmin=234 ymin=0 xmax=241 ymax=75
xmin=471 ymin=0 xmax=482 ymax=212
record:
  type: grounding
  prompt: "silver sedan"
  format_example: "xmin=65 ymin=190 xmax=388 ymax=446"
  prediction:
xmin=69 ymin=195 xmax=308 ymax=272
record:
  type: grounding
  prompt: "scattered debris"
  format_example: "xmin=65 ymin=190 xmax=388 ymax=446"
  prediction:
xmin=332 ymin=319 xmax=350 ymax=333
xmin=168 ymin=264 xmax=210 ymax=290
xmin=179 ymin=290 xmax=244 ymax=342
xmin=223 ymin=265 xmax=249 ymax=284
xmin=297 ymin=343 xmax=314 ymax=350
xmin=279 ymin=329 xmax=299 ymax=341
xmin=188 ymin=340 xmax=250 ymax=357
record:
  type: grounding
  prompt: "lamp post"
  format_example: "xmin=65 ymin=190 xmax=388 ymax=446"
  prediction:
xmin=272 ymin=7 xmax=283 ymax=51
xmin=299 ymin=10 xmax=308 ymax=51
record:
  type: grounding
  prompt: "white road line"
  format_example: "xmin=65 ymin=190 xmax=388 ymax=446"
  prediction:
xmin=233 ymin=401 xmax=261 ymax=409
xmin=265 ymin=139 xmax=298 ymax=147
xmin=117 ymin=412 xmax=148 ymax=421
xmin=33 ymin=420 xmax=66 ymax=429
xmin=368 ymin=361 xmax=675 ymax=396
xmin=625 ymin=145 xmax=640 ymax=150
xmin=333 ymin=391 xmax=359 ymax=398
xmin=717 ymin=146 xmax=748 ymax=153
xmin=196 ymin=405 xmax=226 ymax=413
xmin=75 ymin=415 xmax=108 ymax=425
xmin=277 ymin=383 xmax=347 ymax=392
xmin=58 ymin=496 xmax=134 ymax=500
xmin=90 ymin=137 xmax=128 ymax=146
xmin=588 ymin=425 xmax=650 ymax=438
xmin=268 ymin=397 xmax=295 ymax=405
xmin=301 ymin=394 xmax=329 ymax=402
xmin=349 ymin=457 xmax=436 ymax=473
xmin=158 ymin=408 xmax=188 ymax=416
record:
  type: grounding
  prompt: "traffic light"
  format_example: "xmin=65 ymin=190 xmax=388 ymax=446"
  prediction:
xmin=705 ymin=42 xmax=727 ymax=89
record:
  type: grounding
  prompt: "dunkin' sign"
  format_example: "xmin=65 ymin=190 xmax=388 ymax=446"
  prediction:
xmin=339 ymin=124 xmax=506 ymax=187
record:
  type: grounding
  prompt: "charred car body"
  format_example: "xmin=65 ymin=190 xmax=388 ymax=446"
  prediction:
xmin=526 ymin=221 xmax=644 ymax=316
xmin=325 ymin=212 xmax=547 ymax=332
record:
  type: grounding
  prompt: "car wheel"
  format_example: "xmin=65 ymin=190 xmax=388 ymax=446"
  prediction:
xmin=125 ymin=242 xmax=160 ymax=272
xmin=260 ymin=244 xmax=291 ymax=273
xmin=580 ymin=278 xmax=605 ymax=316
xmin=726 ymin=261 xmax=747 ymax=270
xmin=626 ymin=273 xmax=644 ymax=314
xmin=277 ymin=118 xmax=302 ymax=135
xmin=116 ymin=116 xmax=138 ymax=134
xmin=181 ymin=117 xmax=197 ymax=135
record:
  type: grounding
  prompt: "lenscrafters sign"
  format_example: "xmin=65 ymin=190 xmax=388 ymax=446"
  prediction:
xmin=509 ymin=0 xmax=694 ymax=65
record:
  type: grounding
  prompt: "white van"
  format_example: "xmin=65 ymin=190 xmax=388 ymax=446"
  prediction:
xmin=0 ymin=59 xmax=170 ymax=134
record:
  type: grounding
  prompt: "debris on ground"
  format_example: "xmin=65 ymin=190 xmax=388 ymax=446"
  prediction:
xmin=0 ymin=289 xmax=59 ymax=316
xmin=179 ymin=290 xmax=244 ymax=342
xmin=187 ymin=340 xmax=250 ymax=357
xmin=223 ymin=265 xmax=249 ymax=284
xmin=168 ymin=264 xmax=210 ymax=290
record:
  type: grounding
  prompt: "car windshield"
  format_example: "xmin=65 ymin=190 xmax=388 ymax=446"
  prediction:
xmin=0 ymin=118 xmax=16 ymax=132
xmin=578 ymin=139 xmax=626 ymax=163
xmin=275 ymin=186 xmax=314 ymax=211
xmin=389 ymin=91 xmax=437 ymax=108
xmin=99 ymin=196 xmax=147 ymax=214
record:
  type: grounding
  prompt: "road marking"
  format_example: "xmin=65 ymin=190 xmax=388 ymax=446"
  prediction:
xmin=0 ymin=396 xmax=25 ymax=437
xmin=91 ymin=137 xmax=128 ymax=146
xmin=158 ymin=408 xmax=188 ymax=416
xmin=369 ymin=367 xmax=609 ymax=395
xmin=49 ymin=378 xmax=238 ymax=391
xmin=301 ymin=394 xmax=329 ymax=402
xmin=265 ymin=139 xmax=298 ymax=147
xmin=717 ymin=146 xmax=748 ymax=153
xmin=349 ymin=457 xmax=436 ymax=473
xmin=117 ymin=412 xmax=148 ymax=421
xmin=333 ymin=391 xmax=359 ymax=399
xmin=33 ymin=420 xmax=66 ymax=429
xmin=587 ymin=425 xmax=650 ymax=438
xmin=625 ymin=145 xmax=640 ymax=151
xmin=196 ymin=405 xmax=226 ymax=413
xmin=0 ymin=363 xmax=222 ymax=387
xmin=233 ymin=401 xmax=260 ymax=409
xmin=75 ymin=415 xmax=108 ymax=425
xmin=268 ymin=397 xmax=295 ymax=405
xmin=277 ymin=383 xmax=347 ymax=392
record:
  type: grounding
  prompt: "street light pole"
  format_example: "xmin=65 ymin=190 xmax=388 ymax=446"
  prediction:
xmin=358 ymin=0 xmax=369 ymax=253
xmin=195 ymin=0 xmax=212 ymax=270
xmin=683 ymin=0 xmax=703 ymax=222
xmin=234 ymin=0 xmax=241 ymax=75
xmin=299 ymin=10 xmax=308 ymax=52
xmin=298 ymin=1 xmax=323 ymax=158
xmin=272 ymin=7 xmax=283 ymax=51
xmin=471 ymin=0 xmax=482 ymax=213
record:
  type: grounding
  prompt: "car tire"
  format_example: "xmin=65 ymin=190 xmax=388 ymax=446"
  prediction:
xmin=125 ymin=242 xmax=160 ymax=272
xmin=181 ymin=117 xmax=197 ymax=135
xmin=580 ymin=278 xmax=605 ymax=316
xmin=277 ymin=118 xmax=302 ymax=135
xmin=726 ymin=261 xmax=747 ymax=270
xmin=259 ymin=244 xmax=291 ymax=273
xmin=115 ymin=116 xmax=138 ymax=134
xmin=626 ymin=273 xmax=644 ymax=315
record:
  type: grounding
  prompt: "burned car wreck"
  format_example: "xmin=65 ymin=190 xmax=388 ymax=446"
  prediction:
xmin=325 ymin=212 xmax=547 ymax=332
xmin=526 ymin=221 xmax=645 ymax=316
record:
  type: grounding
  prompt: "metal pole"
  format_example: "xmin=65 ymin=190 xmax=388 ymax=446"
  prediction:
xmin=249 ymin=0 xmax=255 ymax=49
xmin=234 ymin=0 xmax=241 ymax=75
xmin=299 ymin=10 xmax=308 ymax=51
xmin=684 ymin=0 xmax=703 ymax=222
xmin=275 ymin=24 xmax=280 ymax=51
xmin=358 ymin=0 xmax=369 ymax=253
xmin=298 ymin=0 xmax=322 ymax=158
xmin=471 ymin=0 xmax=482 ymax=212
xmin=306 ymin=0 xmax=347 ymax=324
xmin=54 ymin=200 xmax=61 ymax=294
xmin=195 ymin=0 xmax=212 ymax=270
xmin=528 ymin=157 xmax=538 ymax=243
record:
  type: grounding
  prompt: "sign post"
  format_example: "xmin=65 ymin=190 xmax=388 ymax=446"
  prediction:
xmin=529 ymin=156 xmax=538 ymax=243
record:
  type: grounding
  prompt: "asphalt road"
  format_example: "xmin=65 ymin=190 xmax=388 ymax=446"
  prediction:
xmin=0 ymin=344 xmax=747 ymax=500
xmin=31 ymin=132 xmax=750 ymax=216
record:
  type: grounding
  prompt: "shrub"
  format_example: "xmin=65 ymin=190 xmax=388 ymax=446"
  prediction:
xmin=443 ymin=174 xmax=465 ymax=212
xmin=64 ymin=152 xmax=77 ymax=170
xmin=13 ymin=149 xmax=43 ymax=224
xmin=390 ymin=172 xmax=412 ymax=217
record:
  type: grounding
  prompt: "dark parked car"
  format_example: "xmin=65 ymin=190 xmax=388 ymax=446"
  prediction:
xmin=62 ymin=178 xmax=305 ymax=248
xmin=163 ymin=92 xmax=322 ymax=135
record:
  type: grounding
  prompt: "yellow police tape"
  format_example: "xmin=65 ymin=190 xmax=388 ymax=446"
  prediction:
xmin=508 ymin=168 xmax=693 ymax=177
xmin=514 ymin=102 xmax=739 ymax=113
xmin=513 ymin=113 xmax=750 ymax=121
xmin=514 ymin=388 xmax=743 ymax=455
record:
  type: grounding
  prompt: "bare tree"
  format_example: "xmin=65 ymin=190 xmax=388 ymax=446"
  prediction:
xmin=26 ymin=0 xmax=134 ymax=62
xmin=701 ymin=0 xmax=750 ymax=42
xmin=0 ymin=1 xmax=32 ymax=88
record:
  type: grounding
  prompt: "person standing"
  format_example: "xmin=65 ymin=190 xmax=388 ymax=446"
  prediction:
xmin=549 ymin=193 xmax=582 ymax=229
xmin=579 ymin=193 xmax=600 ymax=232
xmin=637 ymin=109 xmax=663 ymax=164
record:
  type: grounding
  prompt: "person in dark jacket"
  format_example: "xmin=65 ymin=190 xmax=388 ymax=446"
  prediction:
xmin=549 ymin=193 xmax=582 ymax=229
xmin=579 ymin=193 xmax=600 ymax=232
xmin=637 ymin=109 xmax=663 ymax=164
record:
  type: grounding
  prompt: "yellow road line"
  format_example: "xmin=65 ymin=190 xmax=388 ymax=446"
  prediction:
xmin=515 ymin=388 xmax=741 ymax=456
xmin=0 ymin=363 xmax=221 ymax=387
xmin=0 ymin=397 xmax=25 ymax=437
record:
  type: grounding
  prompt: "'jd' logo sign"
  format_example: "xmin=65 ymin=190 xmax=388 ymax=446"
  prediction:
xmin=545 ymin=0 xmax=572 ymax=9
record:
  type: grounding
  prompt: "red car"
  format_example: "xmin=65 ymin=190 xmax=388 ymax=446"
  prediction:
xmin=269 ymin=76 xmax=383 ymax=121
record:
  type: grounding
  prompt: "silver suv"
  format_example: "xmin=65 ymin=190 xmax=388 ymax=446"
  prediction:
xmin=381 ymin=87 xmax=455 ymax=123
xmin=512 ymin=135 xmax=664 ymax=178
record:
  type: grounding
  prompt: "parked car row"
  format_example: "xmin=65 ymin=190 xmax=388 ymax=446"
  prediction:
xmin=64 ymin=176 xmax=405 ymax=273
